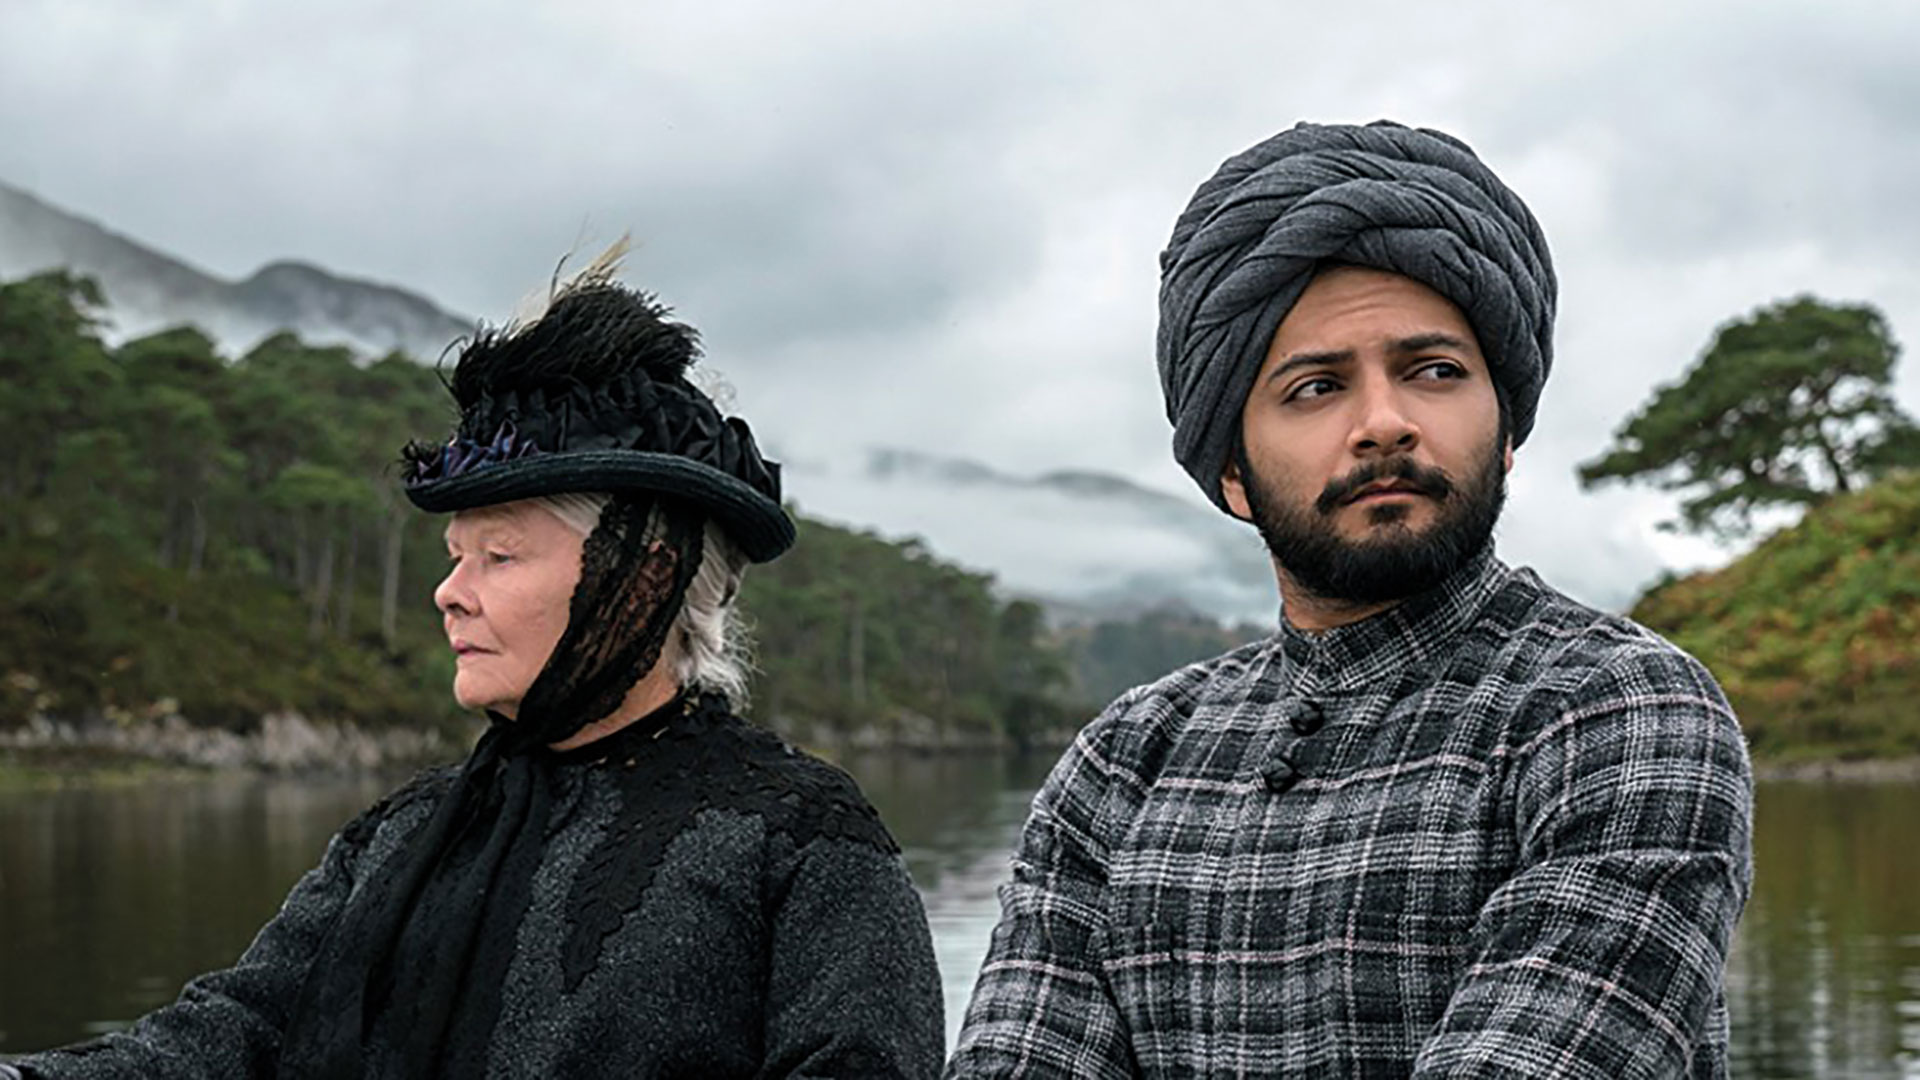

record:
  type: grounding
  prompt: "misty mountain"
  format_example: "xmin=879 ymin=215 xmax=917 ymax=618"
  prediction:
xmin=0 ymin=179 xmax=469 ymax=358
xmin=786 ymin=448 xmax=1277 ymax=624
xmin=1 ymin=177 xmax=1274 ymax=624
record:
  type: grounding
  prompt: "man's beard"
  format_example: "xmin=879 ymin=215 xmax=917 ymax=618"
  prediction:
xmin=1240 ymin=438 xmax=1507 ymax=609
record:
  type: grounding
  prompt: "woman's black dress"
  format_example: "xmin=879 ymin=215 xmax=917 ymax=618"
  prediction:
xmin=11 ymin=696 xmax=945 ymax=1078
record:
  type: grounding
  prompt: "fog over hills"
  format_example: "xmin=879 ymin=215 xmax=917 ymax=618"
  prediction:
xmin=0 ymin=179 xmax=469 ymax=359
xmin=784 ymin=448 xmax=1276 ymax=624
xmin=3 ymin=178 xmax=1275 ymax=624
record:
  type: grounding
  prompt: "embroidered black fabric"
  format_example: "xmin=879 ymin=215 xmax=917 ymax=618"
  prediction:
xmin=277 ymin=493 xmax=704 ymax=1080
xmin=553 ymin=691 xmax=899 ymax=993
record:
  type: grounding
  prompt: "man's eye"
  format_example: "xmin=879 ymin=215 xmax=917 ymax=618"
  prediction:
xmin=1288 ymin=377 xmax=1340 ymax=402
xmin=486 ymin=551 xmax=514 ymax=565
xmin=1414 ymin=361 xmax=1466 ymax=381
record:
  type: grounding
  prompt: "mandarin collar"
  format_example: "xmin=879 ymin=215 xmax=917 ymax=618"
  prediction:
xmin=1270 ymin=546 xmax=1510 ymax=697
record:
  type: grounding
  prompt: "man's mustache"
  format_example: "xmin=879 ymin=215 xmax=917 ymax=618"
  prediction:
xmin=1316 ymin=460 xmax=1456 ymax=516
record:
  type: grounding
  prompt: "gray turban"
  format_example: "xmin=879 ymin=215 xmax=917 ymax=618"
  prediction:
xmin=1156 ymin=120 xmax=1556 ymax=510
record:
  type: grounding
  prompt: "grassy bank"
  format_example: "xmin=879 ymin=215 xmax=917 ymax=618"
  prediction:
xmin=1632 ymin=471 xmax=1920 ymax=763
xmin=0 ymin=747 xmax=213 ymax=791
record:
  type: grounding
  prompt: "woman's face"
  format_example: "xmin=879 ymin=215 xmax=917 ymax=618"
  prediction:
xmin=434 ymin=500 xmax=585 ymax=717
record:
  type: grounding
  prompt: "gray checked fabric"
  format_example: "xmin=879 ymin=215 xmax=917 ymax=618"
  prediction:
xmin=949 ymin=550 xmax=1753 ymax=1079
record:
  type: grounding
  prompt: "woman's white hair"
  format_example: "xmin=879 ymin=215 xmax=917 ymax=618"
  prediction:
xmin=536 ymin=492 xmax=755 ymax=707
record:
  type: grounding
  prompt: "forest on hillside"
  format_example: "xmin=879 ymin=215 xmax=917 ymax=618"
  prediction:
xmin=0 ymin=270 xmax=1250 ymax=753
xmin=1632 ymin=472 xmax=1920 ymax=762
xmin=1587 ymin=294 xmax=1920 ymax=762
xmin=10 ymin=266 xmax=1916 ymax=763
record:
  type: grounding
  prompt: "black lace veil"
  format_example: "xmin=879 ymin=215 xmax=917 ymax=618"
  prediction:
xmin=278 ymin=493 xmax=705 ymax=1079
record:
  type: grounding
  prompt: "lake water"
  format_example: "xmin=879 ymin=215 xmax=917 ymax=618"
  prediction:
xmin=1 ymin=758 xmax=1916 ymax=1077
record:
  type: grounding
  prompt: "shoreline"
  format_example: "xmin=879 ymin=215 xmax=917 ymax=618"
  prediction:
xmin=0 ymin=712 xmax=460 ymax=778
xmin=0 ymin=708 xmax=1080 ymax=773
xmin=1749 ymin=756 xmax=1920 ymax=783
xmin=6 ymin=741 xmax=1917 ymax=785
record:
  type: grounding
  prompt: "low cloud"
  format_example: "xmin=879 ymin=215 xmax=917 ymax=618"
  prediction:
xmin=2 ymin=0 xmax=1914 ymax=612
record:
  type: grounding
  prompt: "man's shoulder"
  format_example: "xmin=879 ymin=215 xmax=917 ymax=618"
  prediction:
xmin=1483 ymin=566 xmax=1734 ymax=729
xmin=1108 ymin=634 xmax=1272 ymax=714
xmin=1069 ymin=636 xmax=1276 ymax=769
xmin=1484 ymin=566 xmax=1702 ymax=672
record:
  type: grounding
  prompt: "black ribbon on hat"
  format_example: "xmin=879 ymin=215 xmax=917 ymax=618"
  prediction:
xmin=402 ymin=371 xmax=781 ymax=505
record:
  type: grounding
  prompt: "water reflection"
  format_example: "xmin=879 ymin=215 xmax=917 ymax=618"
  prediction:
xmin=1724 ymin=781 xmax=1920 ymax=1078
xmin=840 ymin=752 xmax=1056 ymax=1050
xmin=2 ymin=766 xmax=1916 ymax=1078
xmin=0 ymin=773 xmax=389 ymax=1052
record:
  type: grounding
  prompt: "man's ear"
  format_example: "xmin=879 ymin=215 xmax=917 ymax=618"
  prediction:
xmin=1221 ymin=455 xmax=1255 ymax=523
xmin=1503 ymin=436 xmax=1515 ymax=474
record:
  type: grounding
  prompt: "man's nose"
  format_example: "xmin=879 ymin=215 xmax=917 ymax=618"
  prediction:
xmin=1348 ymin=380 xmax=1420 ymax=457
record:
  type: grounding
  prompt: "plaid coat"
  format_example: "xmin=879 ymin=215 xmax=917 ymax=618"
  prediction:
xmin=949 ymin=552 xmax=1752 ymax=1078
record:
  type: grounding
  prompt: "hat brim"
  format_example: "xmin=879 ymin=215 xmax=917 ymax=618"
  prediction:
xmin=404 ymin=450 xmax=795 ymax=563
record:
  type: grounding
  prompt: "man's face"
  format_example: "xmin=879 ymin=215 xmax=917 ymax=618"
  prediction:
xmin=1222 ymin=265 xmax=1511 ymax=607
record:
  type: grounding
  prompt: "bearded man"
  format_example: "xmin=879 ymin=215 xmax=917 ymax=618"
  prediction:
xmin=948 ymin=122 xmax=1753 ymax=1079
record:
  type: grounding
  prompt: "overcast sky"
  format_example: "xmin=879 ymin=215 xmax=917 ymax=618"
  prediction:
xmin=4 ymin=0 xmax=1917 ymax=610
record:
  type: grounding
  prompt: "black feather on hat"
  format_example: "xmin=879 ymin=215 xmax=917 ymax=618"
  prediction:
xmin=400 ymin=244 xmax=794 ymax=562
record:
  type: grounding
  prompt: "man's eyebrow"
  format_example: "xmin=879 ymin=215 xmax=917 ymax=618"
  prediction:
xmin=1263 ymin=349 xmax=1354 ymax=386
xmin=1391 ymin=332 xmax=1474 ymax=355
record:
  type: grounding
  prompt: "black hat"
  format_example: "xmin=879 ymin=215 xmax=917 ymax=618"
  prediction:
xmin=401 ymin=258 xmax=794 ymax=562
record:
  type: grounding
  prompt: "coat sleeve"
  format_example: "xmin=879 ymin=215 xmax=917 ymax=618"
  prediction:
xmin=946 ymin=711 xmax=1137 ymax=1079
xmin=757 ymin=832 xmax=946 ymax=1080
xmin=1412 ymin=645 xmax=1754 ymax=1079
xmin=10 ymin=788 xmax=413 ymax=1080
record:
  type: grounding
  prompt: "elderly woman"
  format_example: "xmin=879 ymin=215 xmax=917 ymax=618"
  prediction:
xmin=4 ymin=255 xmax=945 ymax=1079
